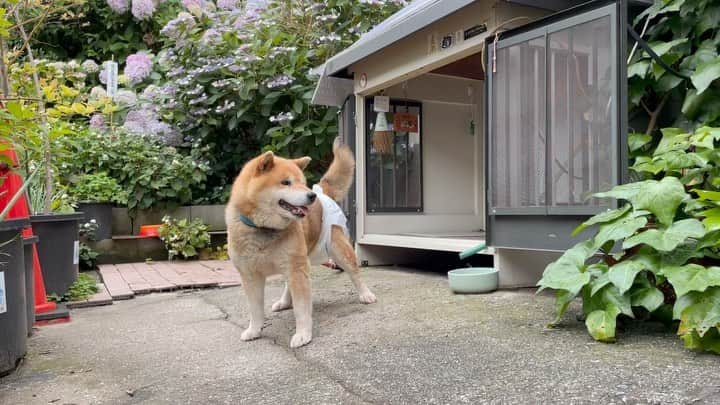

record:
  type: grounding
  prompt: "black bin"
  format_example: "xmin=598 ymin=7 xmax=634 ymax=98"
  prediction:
xmin=30 ymin=213 xmax=84 ymax=296
xmin=0 ymin=218 xmax=29 ymax=376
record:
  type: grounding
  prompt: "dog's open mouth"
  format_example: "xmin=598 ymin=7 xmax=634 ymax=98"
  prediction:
xmin=279 ymin=199 xmax=308 ymax=218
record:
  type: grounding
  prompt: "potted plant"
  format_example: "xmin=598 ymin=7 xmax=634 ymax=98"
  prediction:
xmin=69 ymin=172 xmax=127 ymax=240
xmin=158 ymin=216 xmax=211 ymax=260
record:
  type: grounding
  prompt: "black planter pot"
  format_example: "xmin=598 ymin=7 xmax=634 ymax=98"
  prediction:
xmin=0 ymin=218 xmax=30 ymax=376
xmin=22 ymin=235 xmax=37 ymax=337
xmin=77 ymin=202 xmax=113 ymax=240
xmin=30 ymin=213 xmax=84 ymax=297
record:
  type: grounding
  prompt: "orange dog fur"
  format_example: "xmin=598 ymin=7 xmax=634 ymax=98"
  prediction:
xmin=225 ymin=140 xmax=376 ymax=348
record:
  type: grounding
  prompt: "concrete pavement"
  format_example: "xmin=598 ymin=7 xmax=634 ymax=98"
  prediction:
xmin=1 ymin=266 xmax=719 ymax=404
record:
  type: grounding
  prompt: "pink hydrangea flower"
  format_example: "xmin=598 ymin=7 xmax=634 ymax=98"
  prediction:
xmin=131 ymin=0 xmax=156 ymax=20
xmin=124 ymin=52 xmax=153 ymax=84
xmin=107 ymin=0 xmax=130 ymax=13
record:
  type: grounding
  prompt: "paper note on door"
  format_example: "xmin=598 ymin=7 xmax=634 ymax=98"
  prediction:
xmin=0 ymin=271 xmax=6 ymax=314
xmin=73 ymin=240 xmax=80 ymax=265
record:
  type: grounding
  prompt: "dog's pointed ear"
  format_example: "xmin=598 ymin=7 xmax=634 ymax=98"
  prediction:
xmin=293 ymin=156 xmax=311 ymax=170
xmin=257 ymin=151 xmax=275 ymax=174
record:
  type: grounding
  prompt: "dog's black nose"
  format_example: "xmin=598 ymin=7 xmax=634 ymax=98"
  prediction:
xmin=307 ymin=192 xmax=317 ymax=202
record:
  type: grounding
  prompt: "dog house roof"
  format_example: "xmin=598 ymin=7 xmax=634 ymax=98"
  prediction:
xmin=321 ymin=0 xmax=475 ymax=79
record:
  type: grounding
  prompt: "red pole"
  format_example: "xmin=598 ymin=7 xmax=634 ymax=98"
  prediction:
xmin=0 ymin=148 xmax=57 ymax=315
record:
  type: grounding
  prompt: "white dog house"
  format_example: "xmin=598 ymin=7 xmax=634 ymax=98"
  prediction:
xmin=312 ymin=0 xmax=649 ymax=287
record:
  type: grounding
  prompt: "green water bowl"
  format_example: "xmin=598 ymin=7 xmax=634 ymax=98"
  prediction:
xmin=447 ymin=267 xmax=499 ymax=294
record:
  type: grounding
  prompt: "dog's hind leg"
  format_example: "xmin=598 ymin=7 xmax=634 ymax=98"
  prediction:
xmin=239 ymin=272 xmax=266 ymax=341
xmin=288 ymin=257 xmax=313 ymax=348
xmin=328 ymin=225 xmax=377 ymax=304
xmin=271 ymin=283 xmax=293 ymax=312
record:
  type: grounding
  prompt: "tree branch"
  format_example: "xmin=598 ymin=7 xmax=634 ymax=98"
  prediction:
xmin=13 ymin=5 xmax=53 ymax=214
xmin=645 ymin=93 xmax=670 ymax=135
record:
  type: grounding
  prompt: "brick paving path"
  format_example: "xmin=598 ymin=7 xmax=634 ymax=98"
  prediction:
xmin=98 ymin=260 xmax=241 ymax=300
xmin=67 ymin=283 xmax=113 ymax=309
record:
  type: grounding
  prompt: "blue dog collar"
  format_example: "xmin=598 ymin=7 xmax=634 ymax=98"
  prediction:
xmin=238 ymin=214 xmax=258 ymax=228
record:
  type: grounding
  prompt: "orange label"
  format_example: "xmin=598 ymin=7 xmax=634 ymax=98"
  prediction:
xmin=393 ymin=112 xmax=419 ymax=133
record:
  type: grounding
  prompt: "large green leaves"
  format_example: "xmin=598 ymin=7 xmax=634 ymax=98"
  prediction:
xmin=586 ymin=308 xmax=619 ymax=342
xmin=661 ymin=265 xmax=720 ymax=297
xmin=592 ymin=212 xmax=647 ymax=250
xmin=674 ymin=287 xmax=720 ymax=340
xmin=623 ymin=218 xmax=706 ymax=251
xmin=595 ymin=177 xmax=688 ymax=227
xmin=572 ymin=205 xmax=630 ymax=236
xmin=608 ymin=260 xmax=647 ymax=295
xmin=631 ymin=286 xmax=665 ymax=313
xmin=691 ymin=57 xmax=720 ymax=95
xmin=537 ymin=240 xmax=595 ymax=296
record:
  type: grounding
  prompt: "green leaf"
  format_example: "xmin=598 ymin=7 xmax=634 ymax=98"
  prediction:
xmin=628 ymin=60 xmax=650 ymax=78
xmin=690 ymin=127 xmax=720 ymax=150
xmin=674 ymin=287 xmax=720 ymax=337
xmin=695 ymin=189 xmax=720 ymax=202
xmin=585 ymin=307 xmax=619 ymax=342
xmin=662 ymin=264 xmax=720 ymax=297
xmin=537 ymin=240 xmax=595 ymax=296
xmin=646 ymin=38 xmax=687 ymax=59
xmin=654 ymin=128 xmax=689 ymax=156
xmin=592 ymin=212 xmax=647 ymax=250
xmin=701 ymin=208 xmax=720 ymax=232
xmin=608 ymin=260 xmax=646 ymax=294
xmin=628 ymin=133 xmax=652 ymax=152
xmin=293 ymin=99 xmax=304 ymax=114
xmin=552 ymin=290 xmax=575 ymax=325
xmin=691 ymin=57 xmax=720 ymax=95
xmin=633 ymin=0 xmax=684 ymax=25
xmin=623 ymin=219 xmax=706 ymax=252
xmin=572 ymin=205 xmax=631 ymax=237
xmin=590 ymin=272 xmax=611 ymax=296
xmin=594 ymin=177 xmax=687 ymax=227
xmin=631 ymin=286 xmax=664 ymax=313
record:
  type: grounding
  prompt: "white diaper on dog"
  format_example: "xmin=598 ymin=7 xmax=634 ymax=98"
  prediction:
xmin=309 ymin=184 xmax=348 ymax=264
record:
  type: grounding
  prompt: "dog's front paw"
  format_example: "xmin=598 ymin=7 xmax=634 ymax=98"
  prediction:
xmin=290 ymin=331 xmax=312 ymax=348
xmin=358 ymin=289 xmax=377 ymax=304
xmin=240 ymin=328 xmax=261 ymax=341
xmin=271 ymin=300 xmax=293 ymax=312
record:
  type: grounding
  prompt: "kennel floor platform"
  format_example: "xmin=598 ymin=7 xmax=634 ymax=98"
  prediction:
xmin=358 ymin=232 xmax=493 ymax=254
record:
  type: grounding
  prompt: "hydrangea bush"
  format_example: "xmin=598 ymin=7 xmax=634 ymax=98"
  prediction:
xmin=153 ymin=0 xmax=405 ymax=201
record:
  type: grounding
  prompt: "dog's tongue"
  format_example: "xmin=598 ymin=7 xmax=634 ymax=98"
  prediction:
xmin=294 ymin=206 xmax=308 ymax=217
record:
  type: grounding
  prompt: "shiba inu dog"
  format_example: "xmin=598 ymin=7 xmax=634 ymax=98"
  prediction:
xmin=226 ymin=139 xmax=376 ymax=348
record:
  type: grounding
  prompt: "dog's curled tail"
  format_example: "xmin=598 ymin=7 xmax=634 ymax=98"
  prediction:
xmin=319 ymin=137 xmax=355 ymax=203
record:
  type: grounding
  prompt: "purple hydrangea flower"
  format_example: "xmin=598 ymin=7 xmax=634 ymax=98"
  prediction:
xmin=217 ymin=0 xmax=238 ymax=9
xmin=123 ymin=108 xmax=182 ymax=146
xmin=131 ymin=0 xmax=156 ymax=20
xmin=265 ymin=75 xmax=294 ymax=89
xmin=81 ymin=59 xmax=99 ymax=73
xmin=89 ymin=86 xmax=108 ymax=100
xmin=160 ymin=12 xmax=196 ymax=39
xmin=115 ymin=89 xmax=138 ymax=106
xmin=182 ymin=0 xmax=207 ymax=9
xmin=107 ymin=0 xmax=130 ymax=13
xmin=124 ymin=52 xmax=153 ymax=84
xmin=98 ymin=64 xmax=108 ymax=84
xmin=89 ymin=114 xmax=106 ymax=129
